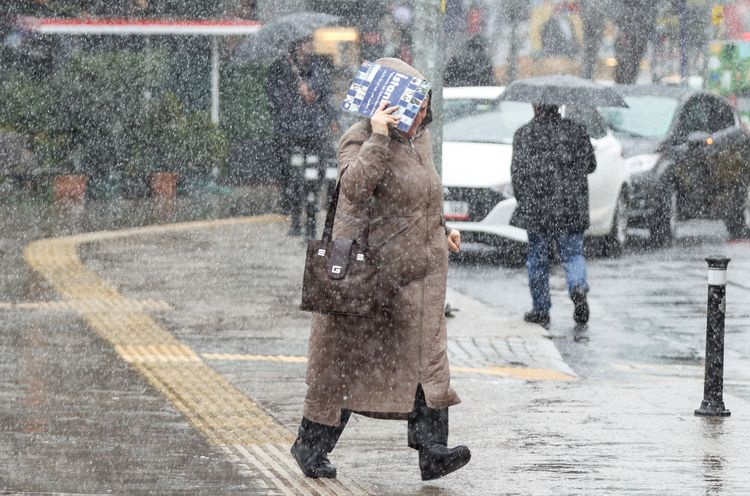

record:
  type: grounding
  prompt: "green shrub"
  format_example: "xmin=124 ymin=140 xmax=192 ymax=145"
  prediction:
xmin=51 ymin=50 xmax=169 ymax=193
xmin=221 ymin=62 xmax=273 ymax=142
xmin=175 ymin=107 xmax=229 ymax=180
xmin=0 ymin=73 xmax=49 ymax=137
xmin=0 ymin=49 xmax=229 ymax=197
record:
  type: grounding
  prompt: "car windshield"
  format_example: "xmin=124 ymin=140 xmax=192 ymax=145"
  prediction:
xmin=443 ymin=101 xmax=533 ymax=144
xmin=599 ymin=95 xmax=679 ymax=139
xmin=444 ymin=98 xmax=499 ymax=122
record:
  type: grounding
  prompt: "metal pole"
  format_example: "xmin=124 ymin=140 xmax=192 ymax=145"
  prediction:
xmin=411 ymin=0 xmax=445 ymax=175
xmin=211 ymin=36 xmax=220 ymax=124
xmin=695 ymin=255 xmax=731 ymax=417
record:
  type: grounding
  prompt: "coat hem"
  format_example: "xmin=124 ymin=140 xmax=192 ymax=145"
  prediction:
xmin=304 ymin=390 xmax=461 ymax=427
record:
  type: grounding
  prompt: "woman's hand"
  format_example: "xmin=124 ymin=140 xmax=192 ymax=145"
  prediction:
xmin=371 ymin=100 xmax=400 ymax=136
xmin=447 ymin=229 xmax=461 ymax=253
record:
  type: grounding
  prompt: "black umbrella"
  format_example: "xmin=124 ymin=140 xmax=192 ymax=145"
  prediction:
xmin=501 ymin=74 xmax=628 ymax=107
xmin=233 ymin=12 xmax=339 ymax=64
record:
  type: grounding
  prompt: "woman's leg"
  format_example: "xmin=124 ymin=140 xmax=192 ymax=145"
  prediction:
xmin=407 ymin=385 xmax=448 ymax=449
xmin=407 ymin=385 xmax=471 ymax=480
xmin=291 ymin=410 xmax=351 ymax=479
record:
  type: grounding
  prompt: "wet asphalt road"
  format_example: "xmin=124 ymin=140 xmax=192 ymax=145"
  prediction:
xmin=449 ymin=221 xmax=750 ymax=400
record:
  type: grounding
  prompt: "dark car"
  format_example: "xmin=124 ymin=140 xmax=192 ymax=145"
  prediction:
xmin=599 ymin=84 xmax=750 ymax=243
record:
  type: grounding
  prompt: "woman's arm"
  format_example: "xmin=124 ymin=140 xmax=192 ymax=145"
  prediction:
xmin=337 ymin=102 xmax=400 ymax=205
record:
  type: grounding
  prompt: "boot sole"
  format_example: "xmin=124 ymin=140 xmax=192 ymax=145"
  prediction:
xmin=290 ymin=445 xmax=337 ymax=479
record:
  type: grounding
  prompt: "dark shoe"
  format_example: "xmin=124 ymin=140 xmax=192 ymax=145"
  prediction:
xmin=524 ymin=310 xmax=550 ymax=329
xmin=290 ymin=438 xmax=337 ymax=479
xmin=571 ymin=289 xmax=589 ymax=325
xmin=419 ymin=443 xmax=471 ymax=481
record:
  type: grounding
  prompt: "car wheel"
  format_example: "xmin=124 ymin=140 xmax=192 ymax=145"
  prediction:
xmin=724 ymin=186 xmax=750 ymax=239
xmin=649 ymin=187 xmax=678 ymax=247
xmin=601 ymin=190 xmax=628 ymax=257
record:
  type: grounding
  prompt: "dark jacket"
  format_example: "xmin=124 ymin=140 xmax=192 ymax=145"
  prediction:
xmin=510 ymin=112 xmax=596 ymax=234
xmin=443 ymin=36 xmax=495 ymax=87
xmin=267 ymin=54 xmax=336 ymax=138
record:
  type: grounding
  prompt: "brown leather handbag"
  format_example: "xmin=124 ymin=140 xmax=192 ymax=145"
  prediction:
xmin=299 ymin=174 xmax=377 ymax=317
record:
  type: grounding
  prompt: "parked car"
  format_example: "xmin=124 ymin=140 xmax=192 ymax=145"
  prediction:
xmin=443 ymin=86 xmax=505 ymax=122
xmin=599 ymin=84 xmax=750 ymax=242
xmin=441 ymin=86 xmax=630 ymax=256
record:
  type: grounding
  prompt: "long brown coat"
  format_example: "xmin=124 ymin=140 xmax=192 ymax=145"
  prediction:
xmin=303 ymin=58 xmax=460 ymax=426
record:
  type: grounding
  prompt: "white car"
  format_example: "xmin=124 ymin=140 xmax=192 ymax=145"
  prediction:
xmin=441 ymin=86 xmax=630 ymax=255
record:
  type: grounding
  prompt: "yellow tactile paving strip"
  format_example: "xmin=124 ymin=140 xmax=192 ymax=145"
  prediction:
xmin=202 ymin=352 xmax=576 ymax=381
xmin=0 ymin=298 xmax=171 ymax=312
xmin=23 ymin=214 xmax=367 ymax=496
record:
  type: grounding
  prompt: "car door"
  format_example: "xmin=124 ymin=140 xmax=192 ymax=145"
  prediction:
xmin=669 ymin=95 xmax=718 ymax=218
xmin=565 ymin=105 xmax=626 ymax=235
xmin=704 ymin=94 xmax=748 ymax=216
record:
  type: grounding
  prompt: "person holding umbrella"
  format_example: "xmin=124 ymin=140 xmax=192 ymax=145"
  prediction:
xmin=511 ymin=103 xmax=594 ymax=328
xmin=503 ymin=75 xmax=627 ymax=328
xmin=266 ymin=35 xmax=338 ymax=237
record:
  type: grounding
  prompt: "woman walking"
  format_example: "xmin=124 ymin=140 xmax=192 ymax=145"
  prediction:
xmin=291 ymin=58 xmax=471 ymax=481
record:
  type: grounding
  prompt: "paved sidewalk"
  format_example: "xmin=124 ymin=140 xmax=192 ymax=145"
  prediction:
xmin=4 ymin=213 xmax=750 ymax=495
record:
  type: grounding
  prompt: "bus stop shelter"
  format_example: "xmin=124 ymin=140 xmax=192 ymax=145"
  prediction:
xmin=19 ymin=17 xmax=262 ymax=124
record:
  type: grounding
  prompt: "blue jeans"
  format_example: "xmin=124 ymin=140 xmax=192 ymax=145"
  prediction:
xmin=526 ymin=231 xmax=589 ymax=314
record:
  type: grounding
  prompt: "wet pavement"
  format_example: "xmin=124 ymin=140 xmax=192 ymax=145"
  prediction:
xmin=2 ymin=189 xmax=750 ymax=495
xmin=450 ymin=222 xmax=750 ymax=397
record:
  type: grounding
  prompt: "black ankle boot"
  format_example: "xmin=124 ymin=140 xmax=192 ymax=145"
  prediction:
xmin=408 ymin=386 xmax=471 ymax=480
xmin=290 ymin=438 xmax=337 ymax=479
xmin=290 ymin=413 xmax=350 ymax=479
xmin=419 ymin=443 xmax=472 ymax=480
xmin=571 ymin=288 xmax=589 ymax=325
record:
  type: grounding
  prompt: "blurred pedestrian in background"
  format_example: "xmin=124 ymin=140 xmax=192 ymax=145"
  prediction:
xmin=267 ymin=36 xmax=338 ymax=236
xmin=444 ymin=2 xmax=495 ymax=87
xmin=510 ymin=104 xmax=595 ymax=329
xmin=444 ymin=34 xmax=496 ymax=87
xmin=290 ymin=58 xmax=470 ymax=482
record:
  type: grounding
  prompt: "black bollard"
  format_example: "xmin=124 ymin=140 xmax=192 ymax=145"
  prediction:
xmin=695 ymin=255 xmax=731 ymax=417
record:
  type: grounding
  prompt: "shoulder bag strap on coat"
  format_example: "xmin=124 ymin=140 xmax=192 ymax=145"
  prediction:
xmin=321 ymin=166 xmax=371 ymax=246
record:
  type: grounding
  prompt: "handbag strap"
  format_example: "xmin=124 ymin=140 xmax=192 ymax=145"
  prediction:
xmin=321 ymin=167 xmax=371 ymax=246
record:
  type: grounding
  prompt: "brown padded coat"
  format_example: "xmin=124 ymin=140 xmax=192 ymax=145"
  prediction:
xmin=303 ymin=58 xmax=460 ymax=426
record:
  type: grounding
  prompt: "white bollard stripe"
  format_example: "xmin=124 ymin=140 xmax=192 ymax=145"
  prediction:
xmin=707 ymin=268 xmax=727 ymax=286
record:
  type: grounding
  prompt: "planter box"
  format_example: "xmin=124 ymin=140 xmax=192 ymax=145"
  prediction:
xmin=149 ymin=171 xmax=178 ymax=199
xmin=53 ymin=174 xmax=88 ymax=202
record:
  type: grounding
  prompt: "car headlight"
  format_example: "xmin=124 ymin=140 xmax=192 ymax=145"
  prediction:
xmin=489 ymin=182 xmax=514 ymax=199
xmin=625 ymin=153 xmax=661 ymax=176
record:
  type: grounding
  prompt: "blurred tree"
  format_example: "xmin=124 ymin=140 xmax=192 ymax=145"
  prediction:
xmin=147 ymin=0 xmax=244 ymax=18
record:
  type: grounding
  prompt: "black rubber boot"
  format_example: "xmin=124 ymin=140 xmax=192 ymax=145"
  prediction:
xmin=290 ymin=411 xmax=350 ymax=479
xmin=408 ymin=386 xmax=471 ymax=481
xmin=571 ymin=288 xmax=589 ymax=325
xmin=418 ymin=444 xmax=472 ymax=481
